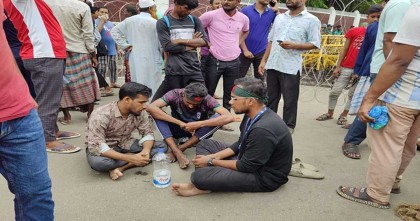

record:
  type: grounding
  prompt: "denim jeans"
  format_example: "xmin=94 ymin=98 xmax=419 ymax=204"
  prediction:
xmin=0 ymin=109 xmax=54 ymax=221
xmin=344 ymin=116 xmax=366 ymax=145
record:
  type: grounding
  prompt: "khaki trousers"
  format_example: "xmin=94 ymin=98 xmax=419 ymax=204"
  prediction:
xmin=366 ymin=102 xmax=420 ymax=202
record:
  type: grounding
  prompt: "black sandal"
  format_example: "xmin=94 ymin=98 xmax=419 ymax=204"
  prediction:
xmin=337 ymin=186 xmax=390 ymax=209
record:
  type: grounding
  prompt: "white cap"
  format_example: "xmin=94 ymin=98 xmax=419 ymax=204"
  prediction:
xmin=139 ymin=0 xmax=155 ymax=8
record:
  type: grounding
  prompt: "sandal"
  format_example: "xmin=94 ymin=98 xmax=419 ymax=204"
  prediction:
xmin=46 ymin=143 xmax=81 ymax=154
xmin=337 ymin=186 xmax=391 ymax=209
xmin=337 ymin=116 xmax=348 ymax=125
xmin=341 ymin=123 xmax=351 ymax=129
xmin=342 ymin=143 xmax=361 ymax=159
xmin=316 ymin=113 xmax=333 ymax=121
xmin=56 ymin=131 xmax=81 ymax=140
xmin=58 ymin=117 xmax=71 ymax=125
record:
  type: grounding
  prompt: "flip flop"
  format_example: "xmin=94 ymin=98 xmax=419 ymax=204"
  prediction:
xmin=58 ymin=117 xmax=71 ymax=125
xmin=56 ymin=131 xmax=81 ymax=140
xmin=337 ymin=186 xmax=391 ymax=209
xmin=289 ymin=163 xmax=325 ymax=179
xmin=292 ymin=158 xmax=319 ymax=172
xmin=46 ymin=143 xmax=81 ymax=154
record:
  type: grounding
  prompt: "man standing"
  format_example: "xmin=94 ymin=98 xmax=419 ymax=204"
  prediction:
xmin=1 ymin=1 xmax=54 ymax=219
xmin=239 ymin=0 xmax=277 ymax=80
xmin=86 ymin=82 xmax=168 ymax=180
xmin=4 ymin=0 xmax=81 ymax=153
xmin=171 ymin=77 xmax=293 ymax=197
xmin=45 ymin=0 xmax=100 ymax=125
xmin=259 ymin=0 xmax=321 ymax=133
xmin=316 ymin=6 xmax=382 ymax=126
xmin=338 ymin=3 xmax=419 ymax=209
xmin=152 ymin=0 xmax=208 ymax=101
xmin=200 ymin=0 xmax=250 ymax=111
xmin=147 ymin=83 xmax=234 ymax=169
xmin=96 ymin=6 xmax=119 ymax=88
xmin=112 ymin=0 xmax=163 ymax=94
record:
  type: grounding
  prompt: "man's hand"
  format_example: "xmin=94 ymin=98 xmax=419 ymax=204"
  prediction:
xmin=127 ymin=154 xmax=150 ymax=167
xmin=243 ymin=50 xmax=254 ymax=59
xmin=193 ymin=32 xmax=203 ymax=39
xmin=100 ymin=15 xmax=107 ymax=23
xmin=279 ymin=41 xmax=297 ymax=50
xmin=258 ymin=61 xmax=266 ymax=76
xmin=358 ymin=99 xmax=376 ymax=123
xmin=332 ymin=66 xmax=341 ymax=78
xmin=124 ymin=45 xmax=133 ymax=53
xmin=91 ymin=57 xmax=98 ymax=68
xmin=183 ymin=121 xmax=203 ymax=131
xmin=192 ymin=155 xmax=211 ymax=168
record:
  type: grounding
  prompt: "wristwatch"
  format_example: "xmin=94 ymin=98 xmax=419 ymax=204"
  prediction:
xmin=207 ymin=158 xmax=214 ymax=167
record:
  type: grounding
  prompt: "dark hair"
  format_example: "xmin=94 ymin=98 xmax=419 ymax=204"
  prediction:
xmin=119 ymin=82 xmax=152 ymax=100
xmin=98 ymin=6 xmax=109 ymax=13
xmin=91 ymin=6 xmax=99 ymax=14
xmin=184 ymin=83 xmax=208 ymax=99
xmin=174 ymin=0 xmax=199 ymax=10
xmin=126 ymin=5 xmax=139 ymax=15
xmin=367 ymin=4 xmax=383 ymax=15
xmin=234 ymin=77 xmax=267 ymax=104
xmin=209 ymin=0 xmax=214 ymax=5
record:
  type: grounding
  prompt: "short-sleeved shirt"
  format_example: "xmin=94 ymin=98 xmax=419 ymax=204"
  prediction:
xmin=161 ymin=89 xmax=221 ymax=122
xmin=0 ymin=6 xmax=35 ymax=122
xmin=95 ymin=20 xmax=117 ymax=56
xmin=379 ymin=4 xmax=420 ymax=110
xmin=3 ymin=0 xmax=66 ymax=59
xmin=200 ymin=8 xmax=249 ymax=61
xmin=240 ymin=4 xmax=276 ymax=55
xmin=340 ymin=27 xmax=366 ymax=69
xmin=353 ymin=22 xmax=379 ymax=77
xmin=265 ymin=10 xmax=321 ymax=75
xmin=370 ymin=0 xmax=411 ymax=74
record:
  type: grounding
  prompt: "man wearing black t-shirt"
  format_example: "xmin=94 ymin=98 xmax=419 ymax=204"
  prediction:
xmin=152 ymin=0 xmax=208 ymax=101
xmin=172 ymin=77 xmax=293 ymax=196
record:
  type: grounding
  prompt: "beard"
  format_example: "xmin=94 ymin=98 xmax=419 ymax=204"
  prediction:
xmin=130 ymin=110 xmax=142 ymax=116
xmin=286 ymin=4 xmax=299 ymax=10
xmin=223 ymin=5 xmax=236 ymax=12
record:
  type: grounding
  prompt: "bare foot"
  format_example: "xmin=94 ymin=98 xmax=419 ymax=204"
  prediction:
xmin=171 ymin=183 xmax=211 ymax=197
xmin=166 ymin=152 xmax=176 ymax=163
xmin=174 ymin=152 xmax=189 ymax=169
xmin=109 ymin=168 xmax=123 ymax=180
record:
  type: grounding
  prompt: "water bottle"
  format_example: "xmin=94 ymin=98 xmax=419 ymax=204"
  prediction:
xmin=152 ymin=148 xmax=171 ymax=188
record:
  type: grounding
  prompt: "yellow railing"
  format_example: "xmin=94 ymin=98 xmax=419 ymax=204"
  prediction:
xmin=302 ymin=35 xmax=345 ymax=71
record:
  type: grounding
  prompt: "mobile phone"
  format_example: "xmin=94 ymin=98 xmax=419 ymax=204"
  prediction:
xmin=269 ymin=0 xmax=276 ymax=7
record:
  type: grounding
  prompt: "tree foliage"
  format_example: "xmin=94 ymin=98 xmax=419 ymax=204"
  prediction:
xmin=279 ymin=0 xmax=381 ymax=13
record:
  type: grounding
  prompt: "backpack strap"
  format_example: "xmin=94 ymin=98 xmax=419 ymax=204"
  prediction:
xmin=188 ymin=15 xmax=195 ymax=26
xmin=163 ymin=15 xmax=171 ymax=30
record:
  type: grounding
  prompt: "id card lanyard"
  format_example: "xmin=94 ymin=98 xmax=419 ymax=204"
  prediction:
xmin=238 ymin=107 xmax=267 ymax=154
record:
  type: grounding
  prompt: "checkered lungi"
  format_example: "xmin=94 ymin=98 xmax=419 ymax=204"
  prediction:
xmin=60 ymin=52 xmax=100 ymax=108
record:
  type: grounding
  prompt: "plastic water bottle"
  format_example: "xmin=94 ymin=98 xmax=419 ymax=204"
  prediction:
xmin=152 ymin=148 xmax=171 ymax=188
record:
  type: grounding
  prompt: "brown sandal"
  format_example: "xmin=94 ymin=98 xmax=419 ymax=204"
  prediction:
xmin=316 ymin=113 xmax=333 ymax=121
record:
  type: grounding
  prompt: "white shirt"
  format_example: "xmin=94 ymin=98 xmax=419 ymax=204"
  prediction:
xmin=265 ymin=10 xmax=321 ymax=75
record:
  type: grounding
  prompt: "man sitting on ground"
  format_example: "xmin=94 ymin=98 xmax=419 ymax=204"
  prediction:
xmin=146 ymin=83 xmax=235 ymax=169
xmin=171 ymin=77 xmax=293 ymax=196
xmin=86 ymin=82 xmax=167 ymax=180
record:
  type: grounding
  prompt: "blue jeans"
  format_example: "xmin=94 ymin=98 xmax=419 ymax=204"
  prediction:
xmin=0 ymin=109 xmax=54 ymax=221
xmin=344 ymin=116 xmax=366 ymax=145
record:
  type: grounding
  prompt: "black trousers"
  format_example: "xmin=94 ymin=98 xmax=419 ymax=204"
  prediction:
xmin=15 ymin=56 xmax=36 ymax=98
xmin=191 ymin=139 xmax=265 ymax=192
xmin=152 ymin=74 xmax=204 ymax=101
xmin=206 ymin=54 xmax=240 ymax=110
xmin=266 ymin=69 xmax=300 ymax=129
xmin=239 ymin=51 xmax=265 ymax=80
xmin=200 ymin=55 xmax=210 ymax=80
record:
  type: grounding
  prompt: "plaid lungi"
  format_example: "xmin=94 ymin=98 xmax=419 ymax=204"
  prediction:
xmin=61 ymin=52 xmax=100 ymax=108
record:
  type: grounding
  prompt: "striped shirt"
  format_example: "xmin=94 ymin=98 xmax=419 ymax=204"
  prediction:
xmin=3 ymin=0 xmax=66 ymax=59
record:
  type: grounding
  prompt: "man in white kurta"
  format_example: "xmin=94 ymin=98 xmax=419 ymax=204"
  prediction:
xmin=111 ymin=0 xmax=162 ymax=94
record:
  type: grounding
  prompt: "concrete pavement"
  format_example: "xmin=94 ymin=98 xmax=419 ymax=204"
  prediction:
xmin=1 ymin=83 xmax=419 ymax=221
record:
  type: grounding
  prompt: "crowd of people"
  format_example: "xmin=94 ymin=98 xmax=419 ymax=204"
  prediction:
xmin=0 ymin=0 xmax=419 ymax=219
